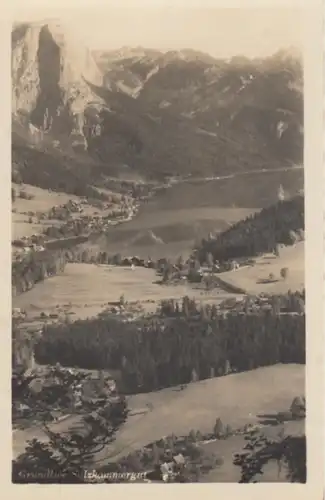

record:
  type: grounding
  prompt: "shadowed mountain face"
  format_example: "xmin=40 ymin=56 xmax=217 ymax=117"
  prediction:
xmin=30 ymin=26 xmax=63 ymax=132
xmin=12 ymin=21 xmax=303 ymax=184
xmin=12 ymin=21 xmax=104 ymax=153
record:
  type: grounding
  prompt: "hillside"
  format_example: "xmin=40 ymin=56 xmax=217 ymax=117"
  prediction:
xmin=12 ymin=21 xmax=303 ymax=185
xmin=197 ymin=194 xmax=304 ymax=262
xmin=105 ymin=364 xmax=304 ymax=463
xmin=12 ymin=140 xmax=109 ymax=199
xmin=12 ymin=364 xmax=304 ymax=463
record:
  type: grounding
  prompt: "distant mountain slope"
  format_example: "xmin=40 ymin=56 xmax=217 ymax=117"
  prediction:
xmin=12 ymin=21 xmax=303 ymax=186
xmin=90 ymin=46 xmax=304 ymax=177
xmin=95 ymin=47 xmax=303 ymax=171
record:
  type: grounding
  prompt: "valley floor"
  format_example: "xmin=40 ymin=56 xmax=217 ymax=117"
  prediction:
xmin=11 ymin=173 xmax=305 ymax=483
xmin=13 ymin=263 xmax=240 ymax=324
xmin=13 ymin=240 xmax=304 ymax=328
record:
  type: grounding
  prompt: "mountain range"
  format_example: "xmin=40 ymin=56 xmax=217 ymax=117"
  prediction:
xmin=12 ymin=20 xmax=304 ymax=191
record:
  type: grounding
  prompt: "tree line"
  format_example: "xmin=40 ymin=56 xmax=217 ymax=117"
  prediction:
xmin=35 ymin=303 xmax=305 ymax=394
xmin=12 ymin=249 xmax=67 ymax=295
xmin=197 ymin=195 xmax=304 ymax=262
xmin=12 ymin=144 xmax=110 ymax=202
xmin=12 ymin=325 xmax=35 ymax=371
xmin=159 ymin=290 xmax=305 ymax=317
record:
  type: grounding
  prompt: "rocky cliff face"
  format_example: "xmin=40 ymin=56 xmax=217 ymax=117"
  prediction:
xmin=12 ymin=21 xmax=105 ymax=151
xmin=12 ymin=21 xmax=303 ymax=182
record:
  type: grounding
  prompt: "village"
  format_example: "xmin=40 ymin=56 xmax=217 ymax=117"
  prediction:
xmin=12 ymin=194 xmax=139 ymax=263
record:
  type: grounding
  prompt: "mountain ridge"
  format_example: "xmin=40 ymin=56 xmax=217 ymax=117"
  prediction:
xmin=12 ymin=20 xmax=304 ymax=188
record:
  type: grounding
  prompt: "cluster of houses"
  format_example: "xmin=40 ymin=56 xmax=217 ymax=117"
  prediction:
xmin=218 ymin=292 xmax=305 ymax=315
xmin=12 ymin=307 xmax=27 ymax=320
xmin=42 ymin=199 xmax=139 ymax=240
xmin=12 ymin=234 xmax=46 ymax=262
xmin=42 ymin=196 xmax=138 ymax=224
xmin=44 ymin=211 xmax=131 ymax=239
xmin=159 ymin=453 xmax=186 ymax=482
xmin=42 ymin=199 xmax=85 ymax=220
xmin=12 ymin=197 xmax=139 ymax=265
xmin=106 ymin=254 xmax=242 ymax=273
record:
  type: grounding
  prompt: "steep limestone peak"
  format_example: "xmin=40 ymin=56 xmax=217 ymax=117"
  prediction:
xmin=12 ymin=20 xmax=105 ymax=150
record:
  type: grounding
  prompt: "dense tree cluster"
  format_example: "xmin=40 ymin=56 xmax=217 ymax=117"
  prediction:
xmin=35 ymin=303 xmax=305 ymax=394
xmin=197 ymin=195 xmax=304 ymax=262
xmin=12 ymin=349 xmax=128 ymax=483
xmin=18 ymin=189 xmax=34 ymax=200
xmin=62 ymin=248 xmax=155 ymax=267
xmin=12 ymin=143 xmax=109 ymax=201
xmin=12 ymin=390 xmax=128 ymax=483
xmin=12 ymin=325 xmax=35 ymax=372
xmin=12 ymin=249 xmax=67 ymax=295
xmin=159 ymin=291 xmax=305 ymax=317
xmin=44 ymin=221 xmax=91 ymax=240
xmin=233 ymin=428 xmax=306 ymax=483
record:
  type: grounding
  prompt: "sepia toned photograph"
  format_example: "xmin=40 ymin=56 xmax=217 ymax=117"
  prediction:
xmin=11 ymin=3 xmax=309 ymax=485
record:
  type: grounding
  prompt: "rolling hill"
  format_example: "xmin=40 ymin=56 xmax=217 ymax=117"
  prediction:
xmin=197 ymin=194 xmax=304 ymax=262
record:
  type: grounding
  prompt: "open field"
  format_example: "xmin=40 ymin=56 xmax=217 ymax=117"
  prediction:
xmin=99 ymin=364 xmax=304 ymax=463
xmin=13 ymin=364 xmax=304 ymax=471
xmin=219 ymin=242 xmax=304 ymax=295
xmin=13 ymin=263 xmax=239 ymax=322
xmin=12 ymin=212 xmax=45 ymax=239
xmin=12 ymin=183 xmax=79 ymax=214
xmin=12 ymin=184 xmax=78 ymax=240
xmin=13 ymin=241 xmax=304 ymax=323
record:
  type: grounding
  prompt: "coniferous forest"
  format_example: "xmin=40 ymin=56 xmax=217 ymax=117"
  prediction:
xmin=35 ymin=301 xmax=305 ymax=395
xmin=198 ymin=195 xmax=304 ymax=262
xmin=12 ymin=249 xmax=67 ymax=295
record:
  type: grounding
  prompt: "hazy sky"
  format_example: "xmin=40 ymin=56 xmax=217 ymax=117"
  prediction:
xmin=14 ymin=7 xmax=303 ymax=58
